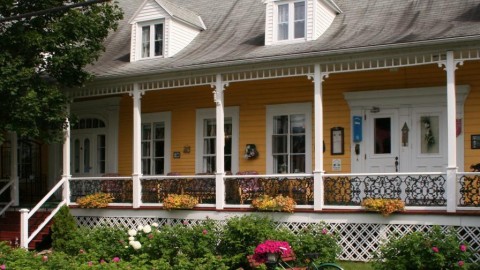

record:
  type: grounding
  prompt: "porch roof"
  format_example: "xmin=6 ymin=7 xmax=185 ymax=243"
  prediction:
xmin=88 ymin=0 xmax=480 ymax=79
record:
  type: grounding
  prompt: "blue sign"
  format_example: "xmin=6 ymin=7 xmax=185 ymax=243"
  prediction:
xmin=353 ymin=116 xmax=362 ymax=142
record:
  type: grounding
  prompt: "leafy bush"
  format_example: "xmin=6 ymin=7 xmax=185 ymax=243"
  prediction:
xmin=373 ymin=226 xmax=471 ymax=270
xmin=51 ymin=205 xmax=78 ymax=253
xmin=291 ymin=222 xmax=341 ymax=266
xmin=76 ymin=192 xmax=114 ymax=208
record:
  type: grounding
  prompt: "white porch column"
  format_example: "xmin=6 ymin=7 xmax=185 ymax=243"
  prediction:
xmin=61 ymin=105 xmax=71 ymax=204
xmin=444 ymin=51 xmax=460 ymax=213
xmin=10 ymin=132 xmax=19 ymax=206
xmin=131 ymin=83 xmax=144 ymax=208
xmin=214 ymin=74 xmax=227 ymax=210
xmin=313 ymin=64 xmax=327 ymax=210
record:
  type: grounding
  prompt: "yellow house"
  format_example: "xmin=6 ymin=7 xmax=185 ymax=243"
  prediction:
xmin=2 ymin=0 xmax=480 ymax=261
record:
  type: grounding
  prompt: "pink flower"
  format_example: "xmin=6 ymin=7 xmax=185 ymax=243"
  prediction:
xmin=100 ymin=259 xmax=106 ymax=264
xmin=0 ymin=264 xmax=5 ymax=270
xmin=431 ymin=246 xmax=439 ymax=253
xmin=88 ymin=261 xmax=93 ymax=267
xmin=42 ymin=255 xmax=48 ymax=262
xmin=460 ymin=244 xmax=467 ymax=252
xmin=458 ymin=260 xmax=464 ymax=267
xmin=321 ymin=228 xmax=328 ymax=235
xmin=112 ymin=257 xmax=120 ymax=263
xmin=202 ymin=229 xmax=208 ymax=235
xmin=148 ymin=233 xmax=154 ymax=239
xmin=79 ymin=249 xmax=85 ymax=254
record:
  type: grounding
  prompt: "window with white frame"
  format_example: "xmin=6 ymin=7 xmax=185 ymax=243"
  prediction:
xmin=139 ymin=21 xmax=164 ymax=59
xmin=267 ymin=103 xmax=312 ymax=174
xmin=141 ymin=112 xmax=171 ymax=175
xmin=277 ymin=1 xmax=305 ymax=41
xmin=196 ymin=107 xmax=239 ymax=174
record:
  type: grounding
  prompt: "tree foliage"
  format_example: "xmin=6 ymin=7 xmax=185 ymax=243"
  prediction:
xmin=0 ymin=0 xmax=123 ymax=143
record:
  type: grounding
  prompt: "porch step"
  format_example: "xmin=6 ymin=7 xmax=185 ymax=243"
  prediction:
xmin=0 ymin=210 xmax=53 ymax=250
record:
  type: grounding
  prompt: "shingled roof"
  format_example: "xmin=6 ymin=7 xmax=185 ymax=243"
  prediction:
xmin=89 ymin=0 xmax=480 ymax=79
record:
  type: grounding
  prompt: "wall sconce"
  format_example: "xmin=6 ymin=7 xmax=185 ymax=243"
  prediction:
xmin=370 ymin=107 xmax=380 ymax=113
xmin=183 ymin=145 xmax=191 ymax=153
xmin=244 ymin=144 xmax=259 ymax=160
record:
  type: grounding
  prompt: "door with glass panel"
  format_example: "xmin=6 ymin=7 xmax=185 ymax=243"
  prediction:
xmin=72 ymin=134 xmax=106 ymax=176
xmin=365 ymin=109 xmax=399 ymax=173
xmin=272 ymin=114 xmax=306 ymax=174
xmin=201 ymin=118 xmax=233 ymax=174
xmin=141 ymin=122 xmax=166 ymax=175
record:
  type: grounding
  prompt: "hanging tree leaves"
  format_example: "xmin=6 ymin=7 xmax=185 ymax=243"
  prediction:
xmin=0 ymin=0 xmax=123 ymax=143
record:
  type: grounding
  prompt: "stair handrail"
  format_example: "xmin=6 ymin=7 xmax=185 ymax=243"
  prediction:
xmin=0 ymin=179 xmax=14 ymax=217
xmin=20 ymin=177 xmax=68 ymax=249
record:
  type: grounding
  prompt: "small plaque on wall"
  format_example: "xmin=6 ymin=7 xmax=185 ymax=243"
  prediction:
xmin=472 ymin=135 xmax=480 ymax=149
xmin=331 ymin=127 xmax=344 ymax=155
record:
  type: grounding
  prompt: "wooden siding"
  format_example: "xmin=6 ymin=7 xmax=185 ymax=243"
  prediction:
xmin=131 ymin=0 xmax=168 ymax=23
xmin=168 ymin=20 xmax=200 ymax=57
xmin=264 ymin=2 xmax=274 ymax=45
xmin=116 ymin=61 xmax=480 ymax=175
xmin=315 ymin=0 xmax=336 ymax=39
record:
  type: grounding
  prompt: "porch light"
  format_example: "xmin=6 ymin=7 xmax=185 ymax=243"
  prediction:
xmin=370 ymin=106 xmax=380 ymax=113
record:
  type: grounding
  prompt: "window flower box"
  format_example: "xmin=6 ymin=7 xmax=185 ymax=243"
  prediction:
xmin=162 ymin=194 xmax=198 ymax=210
xmin=361 ymin=198 xmax=405 ymax=216
xmin=252 ymin=194 xmax=296 ymax=213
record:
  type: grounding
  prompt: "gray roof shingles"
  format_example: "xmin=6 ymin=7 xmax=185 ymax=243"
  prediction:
xmin=88 ymin=0 xmax=480 ymax=79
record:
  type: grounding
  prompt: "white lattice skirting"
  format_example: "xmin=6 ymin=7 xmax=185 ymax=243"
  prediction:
xmin=73 ymin=211 xmax=480 ymax=263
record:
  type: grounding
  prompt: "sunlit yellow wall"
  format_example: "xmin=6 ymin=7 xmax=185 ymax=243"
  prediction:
xmin=117 ymin=61 xmax=480 ymax=175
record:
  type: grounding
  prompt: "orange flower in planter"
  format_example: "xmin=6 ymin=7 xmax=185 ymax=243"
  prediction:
xmin=361 ymin=198 xmax=405 ymax=216
xmin=162 ymin=194 xmax=199 ymax=210
xmin=76 ymin=192 xmax=114 ymax=208
xmin=252 ymin=194 xmax=296 ymax=213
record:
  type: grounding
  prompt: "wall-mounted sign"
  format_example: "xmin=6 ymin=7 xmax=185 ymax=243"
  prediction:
xmin=332 ymin=159 xmax=341 ymax=171
xmin=472 ymin=135 xmax=480 ymax=149
xmin=353 ymin=116 xmax=362 ymax=142
xmin=331 ymin=127 xmax=344 ymax=155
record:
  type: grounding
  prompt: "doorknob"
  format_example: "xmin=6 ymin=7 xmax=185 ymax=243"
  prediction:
xmin=395 ymin=156 xmax=399 ymax=172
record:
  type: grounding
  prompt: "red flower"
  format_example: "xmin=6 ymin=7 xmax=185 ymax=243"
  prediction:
xmin=458 ymin=260 xmax=464 ymax=267
xmin=431 ymin=246 xmax=439 ymax=253
xmin=202 ymin=229 xmax=208 ymax=235
xmin=252 ymin=240 xmax=293 ymax=263
xmin=460 ymin=244 xmax=467 ymax=252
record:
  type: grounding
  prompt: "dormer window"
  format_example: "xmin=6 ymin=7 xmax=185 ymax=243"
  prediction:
xmin=277 ymin=1 xmax=305 ymax=41
xmin=264 ymin=0 xmax=342 ymax=46
xmin=141 ymin=22 xmax=164 ymax=58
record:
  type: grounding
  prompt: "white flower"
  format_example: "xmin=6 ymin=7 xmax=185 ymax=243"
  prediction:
xmin=143 ymin=225 xmax=152 ymax=234
xmin=129 ymin=240 xmax=134 ymax=246
xmin=151 ymin=222 xmax=159 ymax=227
xmin=130 ymin=241 xmax=142 ymax=250
xmin=137 ymin=225 xmax=144 ymax=231
xmin=128 ymin=229 xmax=137 ymax=237
xmin=128 ymin=236 xmax=135 ymax=241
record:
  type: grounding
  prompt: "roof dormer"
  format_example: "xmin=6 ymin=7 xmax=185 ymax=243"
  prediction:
xmin=263 ymin=0 xmax=341 ymax=46
xmin=129 ymin=0 xmax=206 ymax=61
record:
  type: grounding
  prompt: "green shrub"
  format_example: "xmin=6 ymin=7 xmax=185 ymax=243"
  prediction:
xmin=290 ymin=222 xmax=341 ymax=266
xmin=51 ymin=205 xmax=78 ymax=253
xmin=217 ymin=214 xmax=278 ymax=268
xmin=373 ymin=226 xmax=471 ymax=270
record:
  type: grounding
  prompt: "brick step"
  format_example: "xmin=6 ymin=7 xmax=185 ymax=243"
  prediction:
xmin=0 ymin=210 xmax=53 ymax=250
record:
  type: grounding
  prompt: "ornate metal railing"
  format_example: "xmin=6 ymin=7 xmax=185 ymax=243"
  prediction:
xmin=224 ymin=174 xmax=314 ymax=205
xmin=458 ymin=172 xmax=480 ymax=207
xmin=323 ymin=173 xmax=447 ymax=207
xmin=141 ymin=175 xmax=216 ymax=204
xmin=69 ymin=176 xmax=133 ymax=204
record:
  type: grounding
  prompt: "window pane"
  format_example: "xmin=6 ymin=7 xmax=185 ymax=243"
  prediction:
xmin=203 ymin=156 xmax=215 ymax=173
xmin=274 ymin=155 xmax=288 ymax=173
xmin=142 ymin=142 xmax=151 ymax=157
xmin=273 ymin=115 xmax=288 ymax=134
xmin=290 ymin=114 xmax=305 ymax=134
xmin=142 ymin=26 xmax=150 ymax=58
xmin=291 ymin=135 xmax=305 ymax=153
xmin=142 ymin=159 xmax=150 ymax=175
xmin=290 ymin=154 xmax=305 ymax=173
xmin=421 ymin=116 xmax=439 ymax=154
xmin=154 ymin=123 xmax=164 ymax=140
xmin=294 ymin=1 xmax=305 ymax=38
xmin=374 ymin=117 xmax=391 ymax=154
xmin=278 ymin=4 xmax=288 ymax=40
xmin=142 ymin=124 xmax=151 ymax=140
xmin=204 ymin=138 xmax=216 ymax=154
xmin=84 ymin=139 xmax=90 ymax=173
xmin=154 ymin=158 xmax=164 ymax=175
xmin=97 ymin=135 xmax=106 ymax=174
xmin=154 ymin=24 xmax=163 ymax=56
xmin=224 ymin=156 xmax=232 ymax=172
xmin=204 ymin=119 xmax=216 ymax=137
xmin=74 ymin=139 xmax=80 ymax=173
xmin=273 ymin=135 xmax=287 ymax=154
xmin=154 ymin=141 xmax=164 ymax=157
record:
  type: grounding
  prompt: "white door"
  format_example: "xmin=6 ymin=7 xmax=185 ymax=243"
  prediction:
xmin=410 ymin=107 xmax=447 ymax=172
xmin=365 ymin=109 xmax=399 ymax=173
xmin=71 ymin=134 xmax=106 ymax=176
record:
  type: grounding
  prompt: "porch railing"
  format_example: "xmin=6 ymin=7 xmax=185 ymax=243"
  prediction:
xmin=0 ymin=179 xmax=14 ymax=216
xmin=65 ymin=171 xmax=480 ymax=211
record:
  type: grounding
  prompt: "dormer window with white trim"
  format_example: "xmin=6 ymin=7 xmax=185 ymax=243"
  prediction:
xmin=264 ymin=0 xmax=342 ymax=46
xmin=140 ymin=22 xmax=164 ymax=58
xmin=277 ymin=1 xmax=305 ymax=41
xmin=129 ymin=0 xmax=206 ymax=62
